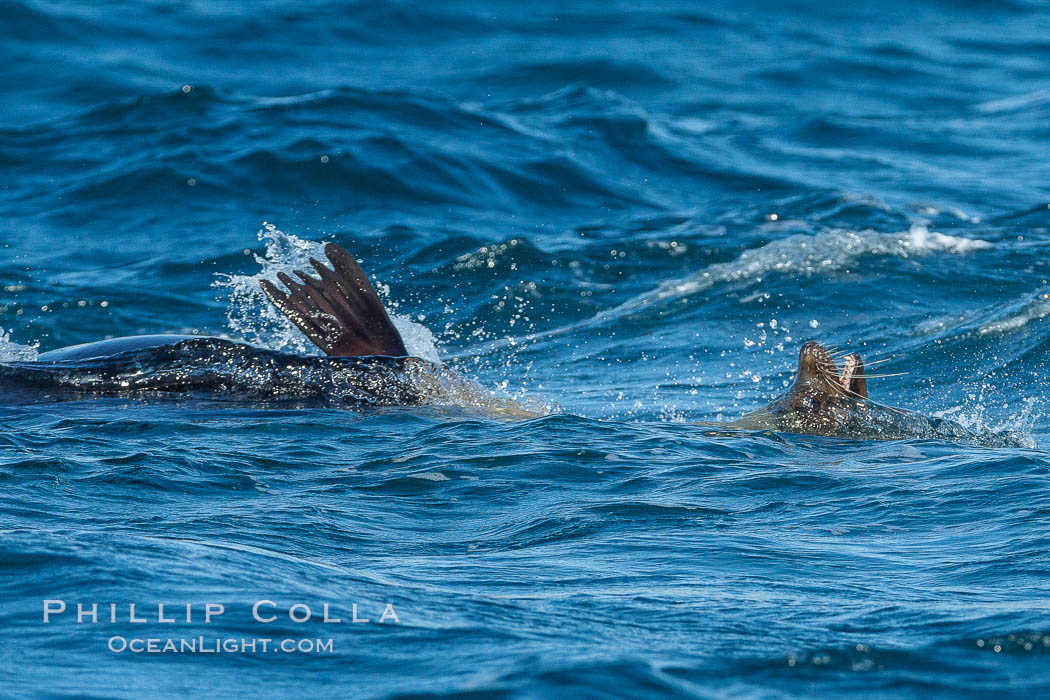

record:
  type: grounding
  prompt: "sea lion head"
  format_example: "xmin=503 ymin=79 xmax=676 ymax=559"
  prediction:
xmin=776 ymin=341 xmax=868 ymax=432
xmin=791 ymin=341 xmax=866 ymax=400
xmin=733 ymin=340 xmax=921 ymax=439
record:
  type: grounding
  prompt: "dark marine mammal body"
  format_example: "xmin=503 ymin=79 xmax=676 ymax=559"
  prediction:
xmin=7 ymin=244 xmax=431 ymax=405
xmin=2 ymin=336 xmax=431 ymax=405
xmin=36 ymin=335 xmax=197 ymax=362
xmin=722 ymin=341 xmax=1011 ymax=443
xmin=736 ymin=341 xmax=872 ymax=436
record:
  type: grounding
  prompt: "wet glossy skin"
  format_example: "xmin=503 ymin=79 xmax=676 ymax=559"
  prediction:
xmin=36 ymin=335 xmax=198 ymax=362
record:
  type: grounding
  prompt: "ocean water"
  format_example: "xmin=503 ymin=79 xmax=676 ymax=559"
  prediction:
xmin=3 ymin=0 xmax=1050 ymax=696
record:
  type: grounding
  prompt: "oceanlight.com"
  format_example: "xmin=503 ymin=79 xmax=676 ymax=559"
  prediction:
xmin=107 ymin=636 xmax=334 ymax=654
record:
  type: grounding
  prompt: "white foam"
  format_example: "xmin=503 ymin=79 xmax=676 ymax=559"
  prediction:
xmin=0 ymin=328 xmax=37 ymax=362
xmin=214 ymin=224 xmax=442 ymax=361
xmin=412 ymin=471 xmax=450 ymax=482
xmin=978 ymin=291 xmax=1050 ymax=336
xmin=619 ymin=224 xmax=992 ymax=312
xmin=903 ymin=225 xmax=992 ymax=253
xmin=933 ymin=398 xmax=1038 ymax=449
xmin=391 ymin=316 xmax=441 ymax=363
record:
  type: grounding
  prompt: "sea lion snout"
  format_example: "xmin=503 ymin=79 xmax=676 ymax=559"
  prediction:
xmin=796 ymin=341 xmax=836 ymax=382
xmin=793 ymin=340 xmax=868 ymax=400
xmin=798 ymin=340 xmax=829 ymax=364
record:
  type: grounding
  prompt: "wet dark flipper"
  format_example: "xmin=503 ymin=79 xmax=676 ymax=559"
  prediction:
xmin=259 ymin=243 xmax=409 ymax=357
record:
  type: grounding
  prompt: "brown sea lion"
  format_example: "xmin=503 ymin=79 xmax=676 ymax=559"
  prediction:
xmin=732 ymin=341 xmax=876 ymax=437
xmin=1 ymin=249 xmax=1028 ymax=443
xmin=725 ymin=340 xmax=1028 ymax=444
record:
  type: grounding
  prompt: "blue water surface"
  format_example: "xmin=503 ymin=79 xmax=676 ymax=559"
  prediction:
xmin=3 ymin=0 xmax=1050 ymax=697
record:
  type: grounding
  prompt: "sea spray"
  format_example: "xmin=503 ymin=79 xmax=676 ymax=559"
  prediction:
xmin=0 ymin=328 xmax=38 ymax=362
xmin=213 ymin=224 xmax=442 ymax=362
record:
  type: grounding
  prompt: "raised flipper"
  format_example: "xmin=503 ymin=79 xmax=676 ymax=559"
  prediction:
xmin=259 ymin=243 xmax=409 ymax=357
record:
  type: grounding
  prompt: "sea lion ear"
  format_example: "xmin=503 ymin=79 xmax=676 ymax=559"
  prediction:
xmin=259 ymin=243 xmax=409 ymax=358
xmin=847 ymin=353 xmax=868 ymax=398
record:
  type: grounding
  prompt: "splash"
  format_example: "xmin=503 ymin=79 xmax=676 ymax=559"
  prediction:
xmin=213 ymin=224 xmax=326 ymax=356
xmin=390 ymin=317 xmax=441 ymax=364
xmin=214 ymin=224 xmax=441 ymax=362
xmin=932 ymin=397 xmax=1039 ymax=449
xmin=0 ymin=328 xmax=38 ymax=362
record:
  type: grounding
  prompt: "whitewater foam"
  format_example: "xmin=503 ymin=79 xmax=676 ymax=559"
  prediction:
xmin=630 ymin=224 xmax=991 ymax=309
xmin=978 ymin=290 xmax=1050 ymax=336
xmin=0 ymin=328 xmax=38 ymax=362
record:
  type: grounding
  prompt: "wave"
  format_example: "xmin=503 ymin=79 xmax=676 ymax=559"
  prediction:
xmin=978 ymin=290 xmax=1050 ymax=336
xmin=460 ymin=224 xmax=994 ymax=358
xmin=7 ymin=83 xmax=670 ymax=216
xmin=624 ymin=224 xmax=991 ymax=309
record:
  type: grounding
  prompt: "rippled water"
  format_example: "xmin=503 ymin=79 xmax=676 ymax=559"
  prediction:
xmin=3 ymin=1 xmax=1050 ymax=697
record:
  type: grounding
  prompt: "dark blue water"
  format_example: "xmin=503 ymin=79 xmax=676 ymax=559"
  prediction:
xmin=4 ymin=1 xmax=1050 ymax=696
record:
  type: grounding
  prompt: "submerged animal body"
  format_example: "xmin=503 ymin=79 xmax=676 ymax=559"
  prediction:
xmin=1 ymin=336 xmax=435 ymax=405
xmin=0 ymin=243 xmax=497 ymax=410
xmin=36 ymin=334 xmax=198 ymax=362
